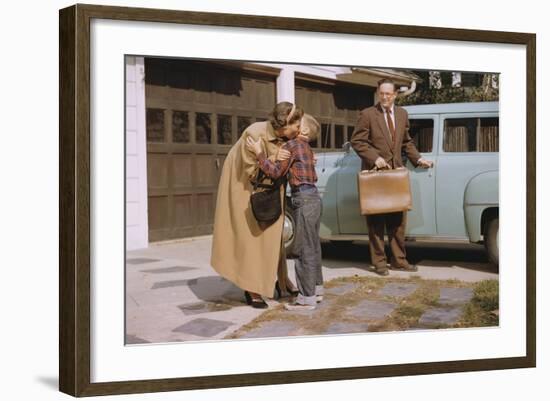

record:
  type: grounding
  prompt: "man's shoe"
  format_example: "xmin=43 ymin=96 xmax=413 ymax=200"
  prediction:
xmin=393 ymin=264 xmax=418 ymax=272
xmin=316 ymin=295 xmax=324 ymax=303
xmin=284 ymin=302 xmax=315 ymax=311
xmin=374 ymin=266 xmax=390 ymax=276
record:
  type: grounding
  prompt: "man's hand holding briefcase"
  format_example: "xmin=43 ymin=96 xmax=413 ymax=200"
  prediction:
xmin=357 ymin=157 xmax=433 ymax=216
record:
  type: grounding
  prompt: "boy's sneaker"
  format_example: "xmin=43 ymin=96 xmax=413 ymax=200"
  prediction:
xmin=284 ymin=302 xmax=315 ymax=311
xmin=316 ymin=295 xmax=323 ymax=303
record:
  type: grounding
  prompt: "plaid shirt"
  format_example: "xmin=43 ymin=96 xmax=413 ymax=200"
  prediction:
xmin=257 ymin=138 xmax=317 ymax=189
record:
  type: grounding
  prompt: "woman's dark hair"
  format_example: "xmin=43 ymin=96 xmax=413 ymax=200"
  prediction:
xmin=268 ymin=102 xmax=304 ymax=130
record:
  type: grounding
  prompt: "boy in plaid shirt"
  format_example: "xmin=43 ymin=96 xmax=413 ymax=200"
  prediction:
xmin=246 ymin=114 xmax=323 ymax=311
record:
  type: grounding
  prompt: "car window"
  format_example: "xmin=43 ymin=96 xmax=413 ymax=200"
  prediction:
xmin=334 ymin=124 xmax=345 ymax=148
xmin=409 ymin=119 xmax=434 ymax=153
xmin=443 ymin=117 xmax=499 ymax=152
xmin=309 ymin=122 xmax=331 ymax=149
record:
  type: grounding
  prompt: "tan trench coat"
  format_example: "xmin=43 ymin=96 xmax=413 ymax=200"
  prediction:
xmin=211 ymin=121 xmax=287 ymax=297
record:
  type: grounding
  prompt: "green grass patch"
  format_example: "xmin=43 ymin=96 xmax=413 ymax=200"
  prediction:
xmin=473 ymin=280 xmax=499 ymax=311
xmin=458 ymin=280 xmax=499 ymax=328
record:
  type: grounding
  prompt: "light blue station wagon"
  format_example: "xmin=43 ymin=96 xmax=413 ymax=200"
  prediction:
xmin=284 ymin=101 xmax=499 ymax=265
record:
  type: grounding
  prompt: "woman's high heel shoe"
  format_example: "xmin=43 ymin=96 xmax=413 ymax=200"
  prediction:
xmin=244 ymin=291 xmax=268 ymax=309
xmin=274 ymin=281 xmax=282 ymax=299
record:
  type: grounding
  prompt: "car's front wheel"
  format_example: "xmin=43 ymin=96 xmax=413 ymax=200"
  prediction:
xmin=485 ymin=217 xmax=499 ymax=266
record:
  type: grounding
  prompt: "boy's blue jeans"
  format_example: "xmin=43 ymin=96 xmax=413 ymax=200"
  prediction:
xmin=291 ymin=188 xmax=323 ymax=306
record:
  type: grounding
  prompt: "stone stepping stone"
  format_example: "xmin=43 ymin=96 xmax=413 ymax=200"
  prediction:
xmin=326 ymin=283 xmax=358 ymax=296
xmin=178 ymin=301 xmax=233 ymax=316
xmin=378 ymin=283 xmax=419 ymax=298
xmin=325 ymin=322 xmax=369 ymax=335
xmin=173 ymin=318 xmax=233 ymax=337
xmin=347 ymin=300 xmax=397 ymax=320
xmin=240 ymin=321 xmax=298 ymax=339
xmin=439 ymin=287 xmax=474 ymax=305
xmin=125 ymin=334 xmax=150 ymax=344
xmin=140 ymin=266 xmax=197 ymax=274
xmin=126 ymin=258 xmax=161 ymax=265
xmin=418 ymin=307 xmax=463 ymax=326
xmin=152 ymin=279 xmax=191 ymax=289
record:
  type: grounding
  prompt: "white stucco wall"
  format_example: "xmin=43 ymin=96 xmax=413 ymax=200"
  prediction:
xmin=125 ymin=56 xmax=148 ymax=250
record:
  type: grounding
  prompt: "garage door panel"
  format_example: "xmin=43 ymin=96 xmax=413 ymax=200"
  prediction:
xmin=240 ymin=78 xmax=256 ymax=109
xmin=194 ymin=155 xmax=217 ymax=188
xmin=195 ymin=193 xmax=215 ymax=235
xmin=147 ymin=153 xmax=169 ymax=189
xmin=256 ymin=80 xmax=275 ymax=111
xmin=173 ymin=195 xmax=194 ymax=230
xmin=148 ymin=196 xmax=169 ymax=231
xmin=172 ymin=154 xmax=193 ymax=188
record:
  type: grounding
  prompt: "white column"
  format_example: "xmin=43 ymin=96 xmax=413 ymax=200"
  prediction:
xmin=125 ymin=56 xmax=149 ymax=250
xmin=276 ymin=67 xmax=295 ymax=103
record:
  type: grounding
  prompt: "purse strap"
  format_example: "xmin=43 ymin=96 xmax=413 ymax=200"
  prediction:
xmin=252 ymin=169 xmax=282 ymax=191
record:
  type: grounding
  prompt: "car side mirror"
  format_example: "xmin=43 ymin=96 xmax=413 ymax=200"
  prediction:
xmin=343 ymin=142 xmax=352 ymax=153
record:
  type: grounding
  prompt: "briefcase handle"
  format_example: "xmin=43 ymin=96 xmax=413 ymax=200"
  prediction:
xmin=364 ymin=166 xmax=405 ymax=173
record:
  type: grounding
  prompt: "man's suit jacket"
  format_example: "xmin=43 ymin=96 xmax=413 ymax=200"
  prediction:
xmin=351 ymin=103 xmax=421 ymax=170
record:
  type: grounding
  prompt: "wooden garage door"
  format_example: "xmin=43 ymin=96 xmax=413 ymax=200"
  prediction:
xmin=144 ymin=59 xmax=276 ymax=242
xmin=295 ymin=79 xmax=374 ymax=151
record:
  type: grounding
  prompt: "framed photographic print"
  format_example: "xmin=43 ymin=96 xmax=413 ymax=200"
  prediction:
xmin=59 ymin=3 xmax=536 ymax=397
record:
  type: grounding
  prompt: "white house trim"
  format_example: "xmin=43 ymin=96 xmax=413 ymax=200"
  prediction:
xmin=125 ymin=56 xmax=148 ymax=251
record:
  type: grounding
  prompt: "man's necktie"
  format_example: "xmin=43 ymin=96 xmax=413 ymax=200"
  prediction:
xmin=385 ymin=108 xmax=396 ymax=146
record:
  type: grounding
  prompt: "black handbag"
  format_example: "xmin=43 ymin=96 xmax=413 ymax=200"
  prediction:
xmin=250 ymin=169 xmax=283 ymax=222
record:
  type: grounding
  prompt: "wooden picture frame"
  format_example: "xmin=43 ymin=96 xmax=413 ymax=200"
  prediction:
xmin=59 ymin=3 xmax=536 ymax=397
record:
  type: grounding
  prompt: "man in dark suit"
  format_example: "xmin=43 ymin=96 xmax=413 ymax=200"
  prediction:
xmin=351 ymin=78 xmax=433 ymax=276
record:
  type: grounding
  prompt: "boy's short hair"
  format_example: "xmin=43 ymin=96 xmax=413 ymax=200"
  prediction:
xmin=300 ymin=114 xmax=320 ymax=142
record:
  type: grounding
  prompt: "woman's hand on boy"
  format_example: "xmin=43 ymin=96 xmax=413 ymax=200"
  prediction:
xmin=245 ymin=137 xmax=263 ymax=156
xmin=276 ymin=148 xmax=291 ymax=161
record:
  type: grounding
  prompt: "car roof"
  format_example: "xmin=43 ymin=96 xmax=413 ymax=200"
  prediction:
xmin=403 ymin=101 xmax=499 ymax=114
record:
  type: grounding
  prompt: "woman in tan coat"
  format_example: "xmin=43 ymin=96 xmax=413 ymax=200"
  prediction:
xmin=211 ymin=102 xmax=302 ymax=308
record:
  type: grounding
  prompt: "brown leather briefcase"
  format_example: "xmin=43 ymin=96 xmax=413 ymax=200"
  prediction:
xmin=357 ymin=167 xmax=412 ymax=215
